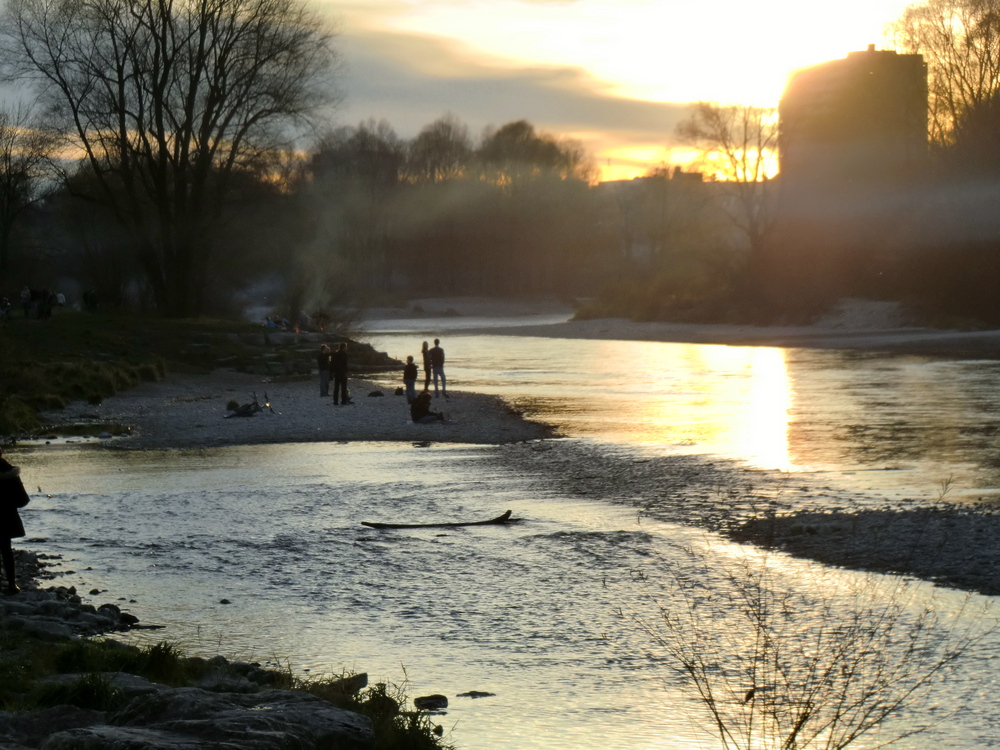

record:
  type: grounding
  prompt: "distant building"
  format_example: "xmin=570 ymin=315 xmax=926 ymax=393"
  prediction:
xmin=779 ymin=45 xmax=928 ymax=185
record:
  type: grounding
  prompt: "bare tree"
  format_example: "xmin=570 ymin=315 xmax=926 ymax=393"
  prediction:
xmin=625 ymin=550 xmax=994 ymax=750
xmin=0 ymin=0 xmax=339 ymax=316
xmin=677 ymin=102 xmax=778 ymax=256
xmin=405 ymin=114 xmax=473 ymax=184
xmin=478 ymin=119 xmax=593 ymax=186
xmin=0 ymin=101 xmax=55 ymax=283
xmin=890 ymin=0 xmax=1000 ymax=146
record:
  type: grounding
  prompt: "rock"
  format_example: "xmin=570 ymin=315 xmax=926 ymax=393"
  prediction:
xmin=197 ymin=672 xmax=258 ymax=694
xmin=0 ymin=706 xmax=106 ymax=748
xmin=413 ymin=694 xmax=448 ymax=711
xmin=4 ymin=615 xmax=74 ymax=641
xmin=60 ymin=687 xmax=378 ymax=750
xmin=367 ymin=390 xmax=384 ymax=397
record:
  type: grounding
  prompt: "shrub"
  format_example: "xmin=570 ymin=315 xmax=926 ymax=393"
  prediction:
xmin=31 ymin=673 xmax=125 ymax=711
xmin=0 ymin=396 xmax=40 ymax=434
xmin=623 ymin=549 xmax=995 ymax=750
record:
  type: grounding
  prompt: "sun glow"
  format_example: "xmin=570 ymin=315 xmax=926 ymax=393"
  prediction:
xmin=329 ymin=0 xmax=918 ymax=181
xmin=369 ymin=0 xmax=915 ymax=106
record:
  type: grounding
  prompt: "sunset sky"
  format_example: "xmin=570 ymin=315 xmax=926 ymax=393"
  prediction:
xmin=325 ymin=0 xmax=917 ymax=180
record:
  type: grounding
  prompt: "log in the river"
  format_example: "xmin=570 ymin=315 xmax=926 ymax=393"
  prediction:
xmin=361 ymin=510 xmax=516 ymax=530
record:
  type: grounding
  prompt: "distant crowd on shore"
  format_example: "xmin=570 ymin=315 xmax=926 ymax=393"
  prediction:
xmin=1 ymin=285 xmax=69 ymax=320
xmin=315 ymin=337 xmax=450 ymax=424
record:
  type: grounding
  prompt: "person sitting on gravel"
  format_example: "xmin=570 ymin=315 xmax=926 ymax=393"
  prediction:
xmin=410 ymin=391 xmax=444 ymax=424
xmin=0 ymin=447 xmax=31 ymax=596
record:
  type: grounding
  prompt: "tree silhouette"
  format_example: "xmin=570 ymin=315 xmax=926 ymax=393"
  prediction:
xmin=1 ymin=0 xmax=339 ymax=316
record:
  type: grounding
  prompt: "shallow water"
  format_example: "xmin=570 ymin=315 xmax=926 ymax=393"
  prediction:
xmin=10 ymin=328 xmax=1000 ymax=749
xmin=369 ymin=331 xmax=1000 ymax=502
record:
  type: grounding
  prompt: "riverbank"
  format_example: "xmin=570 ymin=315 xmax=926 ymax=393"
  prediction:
xmin=36 ymin=369 xmax=553 ymax=450
xmin=479 ymin=315 xmax=1000 ymax=359
xmin=365 ymin=296 xmax=1000 ymax=359
xmin=0 ymin=552 xmax=441 ymax=749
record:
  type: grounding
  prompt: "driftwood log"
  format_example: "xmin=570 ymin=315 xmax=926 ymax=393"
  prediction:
xmin=361 ymin=510 xmax=516 ymax=530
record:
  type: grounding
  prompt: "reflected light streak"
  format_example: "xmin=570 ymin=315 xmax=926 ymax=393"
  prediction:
xmin=591 ymin=342 xmax=793 ymax=469
xmin=737 ymin=347 xmax=793 ymax=471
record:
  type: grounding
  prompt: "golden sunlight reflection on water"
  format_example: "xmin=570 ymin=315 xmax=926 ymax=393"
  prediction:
xmin=374 ymin=334 xmax=796 ymax=470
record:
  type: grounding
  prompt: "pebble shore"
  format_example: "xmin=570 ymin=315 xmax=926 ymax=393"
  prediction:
xmin=492 ymin=440 xmax=1000 ymax=597
xmin=39 ymin=369 xmax=554 ymax=450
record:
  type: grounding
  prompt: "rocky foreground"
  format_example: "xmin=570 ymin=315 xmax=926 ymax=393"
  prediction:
xmin=0 ymin=552 xmax=395 ymax=750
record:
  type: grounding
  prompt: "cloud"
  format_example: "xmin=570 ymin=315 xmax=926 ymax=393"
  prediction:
xmin=335 ymin=26 xmax=690 ymax=173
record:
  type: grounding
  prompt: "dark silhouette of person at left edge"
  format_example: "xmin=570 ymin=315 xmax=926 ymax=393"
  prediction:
xmin=0 ymin=448 xmax=31 ymax=596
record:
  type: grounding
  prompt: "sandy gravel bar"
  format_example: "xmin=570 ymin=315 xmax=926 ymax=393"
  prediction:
xmin=42 ymin=370 xmax=553 ymax=450
xmin=491 ymin=441 xmax=1000 ymax=597
xmin=475 ymin=318 xmax=1000 ymax=359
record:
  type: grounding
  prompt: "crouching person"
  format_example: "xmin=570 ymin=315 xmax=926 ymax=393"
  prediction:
xmin=410 ymin=391 xmax=444 ymax=424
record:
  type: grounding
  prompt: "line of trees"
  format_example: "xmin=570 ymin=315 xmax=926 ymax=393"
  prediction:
xmin=288 ymin=116 xmax=609 ymax=314
xmin=0 ymin=0 xmax=623 ymax=317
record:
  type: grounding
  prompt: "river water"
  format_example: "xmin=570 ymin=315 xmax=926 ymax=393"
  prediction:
xmin=10 ymin=318 xmax=1000 ymax=749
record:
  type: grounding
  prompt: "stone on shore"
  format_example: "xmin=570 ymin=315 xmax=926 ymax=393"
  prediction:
xmin=1 ymin=679 xmax=376 ymax=750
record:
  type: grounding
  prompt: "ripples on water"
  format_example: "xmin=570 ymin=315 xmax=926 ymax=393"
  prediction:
xmin=10 ymin=330 xmax=1000 ymax=749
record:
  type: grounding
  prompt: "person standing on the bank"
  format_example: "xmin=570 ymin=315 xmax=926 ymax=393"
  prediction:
xmin=332 ymin=342 xmax=350 ymax=405
xmin=429 ymin=338 xmax=448 ymax=398
xmin=0 ymin=448 xmax=30 ymax=596
xmin=403 ymin=355 xmax=419 ymax=404
xmin=317 ymin=344 xmax=331 ymax=397
xmin=421 ymin=341 xmax=432 ymax=392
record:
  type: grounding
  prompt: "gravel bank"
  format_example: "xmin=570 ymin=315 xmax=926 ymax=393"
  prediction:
xmin=39 ymin=369 xmax=554 ymax=450
xmin=490 ymin=440 xmax=1000 ymax=597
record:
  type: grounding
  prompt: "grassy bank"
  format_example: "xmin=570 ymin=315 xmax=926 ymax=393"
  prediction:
xmin=0 ymin=630 xmax=449 ymax=748
xmin=0 ymin=311 xmax=397 ymax=437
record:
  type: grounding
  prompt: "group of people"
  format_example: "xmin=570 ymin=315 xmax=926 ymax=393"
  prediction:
xmin=18 ymin=286 xmax=65 ymax=319
xmin=404 ymin=339 xmax=449 ymax=423
xmin=316 ymin=342 xmax=351 ymax=405
xmin=403 ymin=339 xmax=448 ymax=400
xmin=314 ymin=337 xmax=450 ymax=422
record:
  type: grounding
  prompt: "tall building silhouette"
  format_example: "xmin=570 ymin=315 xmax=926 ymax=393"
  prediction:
xmin=779 ymin=45 xmax=928 ymax=185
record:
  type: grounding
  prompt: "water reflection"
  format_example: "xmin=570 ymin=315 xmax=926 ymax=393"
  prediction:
xmin=368 ymin=333 xmax=1000 ymax=496
xmin=371 ymin=335 xmax=797 ymax=467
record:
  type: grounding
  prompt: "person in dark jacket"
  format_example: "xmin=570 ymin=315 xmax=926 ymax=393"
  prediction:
xmin=317 ymin=344 xmax=331 ymax=397
xmin=410 ymin=391 xmax=444 ymax=423
xmin=429 ymin=338 xmax=448 ymax=398
xmin=421 ymin=340 xmax=431 ymax=392
xmin=403 ymin=355 xmax=419 ymax=404
xmin=331 ymin=343 xmax=351 ymax=405
xmin=0 ymin=448 xmax=30 ymax=596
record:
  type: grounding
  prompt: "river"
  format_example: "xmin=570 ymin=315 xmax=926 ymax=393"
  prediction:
xmin=9 ymin=318 xmax=1000 ymax=749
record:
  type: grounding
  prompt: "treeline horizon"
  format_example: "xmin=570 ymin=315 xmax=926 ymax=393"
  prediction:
xmin=3 ymin=0 xmax=1000 ymax=326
